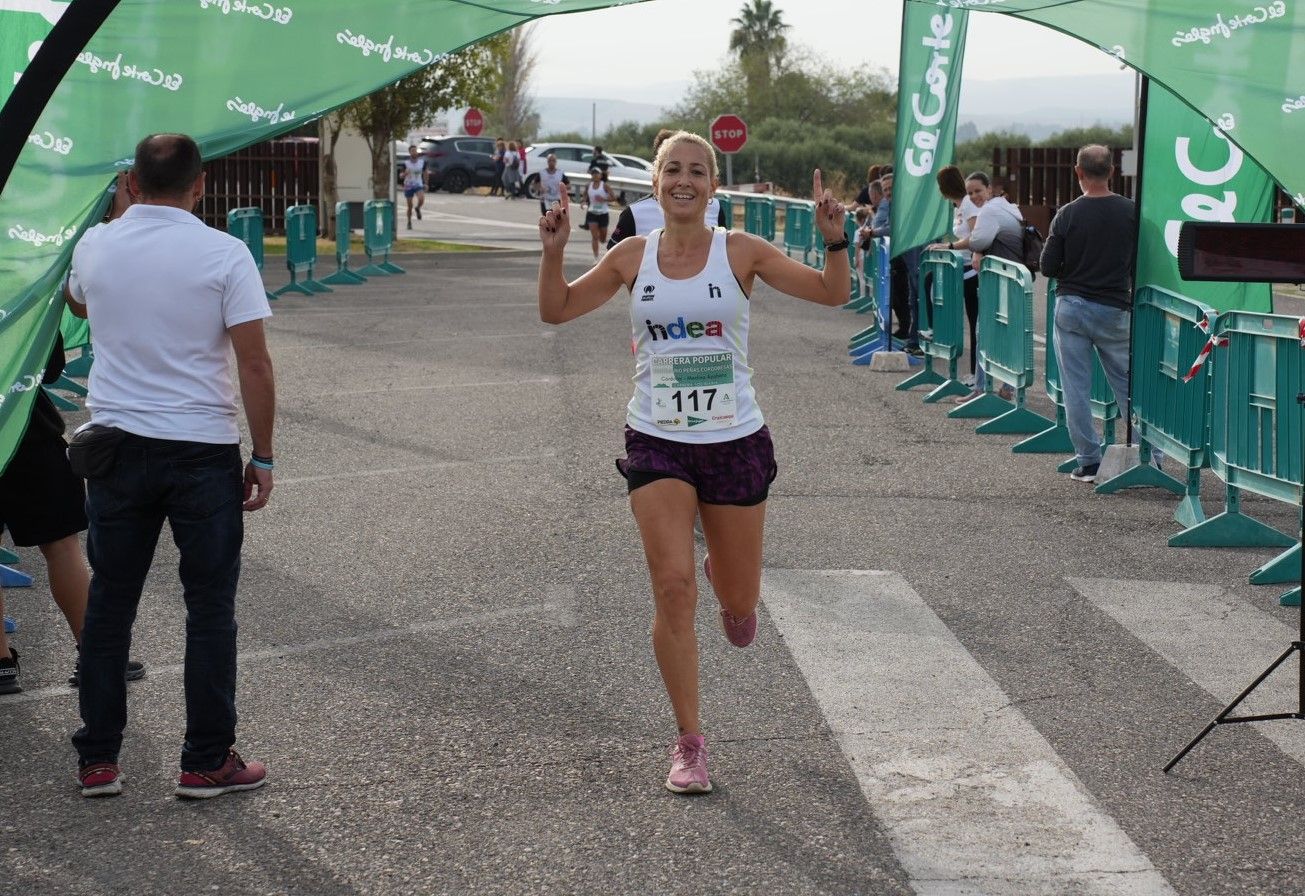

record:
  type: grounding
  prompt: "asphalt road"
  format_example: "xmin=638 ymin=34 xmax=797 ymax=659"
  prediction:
xmin=3 ymin=193 xmax=1304 ymax=896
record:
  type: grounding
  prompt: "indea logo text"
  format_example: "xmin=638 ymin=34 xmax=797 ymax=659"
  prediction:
xmin=645 ymin=318 xmax=723 ymax=340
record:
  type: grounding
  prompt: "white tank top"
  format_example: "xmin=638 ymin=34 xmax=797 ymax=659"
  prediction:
xmin=587 ymin=184 xmax=612 ymax=213
xmin=626 ymin=228 xmax=762 ymax=443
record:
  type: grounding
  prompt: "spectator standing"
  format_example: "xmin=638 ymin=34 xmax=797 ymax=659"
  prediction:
xmin=0 ymin=332 xmax=147 ymax=694
xmin=1040 ymin=144 xmax=1136 ymax=482
xmin=502 ymin=141 xmax=523 ymax=200
xmin=927 ymin=166 xmax=982 ymax=381
xmin=945 ymin=171 xmax=1019 ymax=402
xmin=516 ymin=137 xmax=529 ymax=193
xmin=490 ymin=138 xmax=506 ymax=196
xmin=63 ymin=134 xmax=275 ymax=800
xmin=589 ymin=145 xmax=613 ymax=176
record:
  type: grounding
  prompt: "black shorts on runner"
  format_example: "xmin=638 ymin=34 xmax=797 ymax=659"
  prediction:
xmin=585 ymin=211 xmax=610 ymax=229
xmin=616 ymin=425 xmax=777 ymax=506
xmin=404 ymin=185 xmax=424 ymax=198
xmin=0 ymin=426 xmax=87 ymax=547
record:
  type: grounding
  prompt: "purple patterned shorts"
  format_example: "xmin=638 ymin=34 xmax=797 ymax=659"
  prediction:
xmin=616 ymin=425 xmax=777 ymax=506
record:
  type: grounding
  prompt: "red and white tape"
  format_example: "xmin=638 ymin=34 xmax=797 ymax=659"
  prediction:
xmin=1182 ymin=316 xmax=1227 ymax=383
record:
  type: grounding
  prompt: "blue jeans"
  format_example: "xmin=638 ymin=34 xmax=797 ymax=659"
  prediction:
xmin=72 ymin=435 xmax=244 ymax=772
xmin=1053 ymin=294 xmax=1131 ymax=467
xmin=903 ymin=245 xmax=923 ymax=346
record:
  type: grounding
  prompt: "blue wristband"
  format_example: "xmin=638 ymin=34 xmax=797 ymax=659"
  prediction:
xmin=249 ymin=455 xmax=274 ymax=471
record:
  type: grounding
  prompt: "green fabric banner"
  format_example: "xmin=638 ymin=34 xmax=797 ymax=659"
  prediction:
xmin=0 ymin=0 xmax=641 ymax=473
xmin=1137 ymin=80 xmax=1275 ymax=310
xmin=891 ymin=1 xmax=969 ymax=258
xmin=909 ymin=0 xmax=1303 ymax=210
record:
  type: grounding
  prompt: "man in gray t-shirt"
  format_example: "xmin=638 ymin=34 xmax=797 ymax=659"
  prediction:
xmin=1040 ymin=144 xmax=1136 ymax=483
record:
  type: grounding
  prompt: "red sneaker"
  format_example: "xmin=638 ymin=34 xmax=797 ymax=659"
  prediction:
xmin=79 ymin=762 xmax=123 ymax=798
xmin=175 ymin=750 xmax=267 ymax=800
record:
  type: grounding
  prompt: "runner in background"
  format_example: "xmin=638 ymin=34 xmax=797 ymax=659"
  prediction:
xmin=608 ymin=129 xmax=727 ymax=249
xmin=582 ymin=168 xmax=616 ymax=260
xmin=537 ymin=132 xmax=849 ymax=795
xmin=402 ymin=145 xmax=426 ymax=230
xmin=536 ymin=153 xmax=569 ymax=217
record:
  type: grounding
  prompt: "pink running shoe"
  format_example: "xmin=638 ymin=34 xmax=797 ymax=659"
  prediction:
xmin=666 ymin=733 xmax=712 ymax=794
xmin=78 ymin=762 xmax=123 ymax=798
xmin=175 ymin=749 xmax=267 ymax=799
xmin=705 ymin=554 xmax=757 ymax=647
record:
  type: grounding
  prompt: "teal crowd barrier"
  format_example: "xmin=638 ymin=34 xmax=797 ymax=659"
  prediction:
xmin=743 ymin=196 xmax=775 ymax=241
xmin=1092 ymin=287 xmax=1205 ymax=510
xmin=1169 ymin=312 xmax=1301 ymax=569
xmin=62 ymin=344 xmax=93 ymax=378
xmin=358 ymin=200 xmax=405 ymax=276
xmin=321 ymin=201 xmax=367 ymax=286
xmin=226 ymin=207 xmax=278 ymax=301
xmin=895 ymin=249 xmax=970 ymax=402
xmin=275 ymin=204 xmax=332 ymax=296
xmin=716 ymin=194 xmax=734 ymax=229
xmin=1 ymin=546 xmax=33 ymax=587
xmin=782 ymin=202 xmax=814 ymax=264
xmin=948 ymin=257 xmax=1054 ymax=434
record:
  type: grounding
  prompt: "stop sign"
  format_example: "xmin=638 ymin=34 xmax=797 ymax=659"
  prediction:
xmin=710 ymin=114 xmax=748 ymax=155
xmin=463 ymin=107 xmax=484 ymax=136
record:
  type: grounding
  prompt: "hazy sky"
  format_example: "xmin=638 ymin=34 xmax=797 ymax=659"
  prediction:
xmin=530 ymin=0 xmax=1130 ymax=102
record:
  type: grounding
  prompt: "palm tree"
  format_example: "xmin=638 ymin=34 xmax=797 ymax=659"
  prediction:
xmin=728 ymin=0 xmax=790 ymax=114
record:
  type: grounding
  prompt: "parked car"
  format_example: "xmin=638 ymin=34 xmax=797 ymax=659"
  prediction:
xmin=521 ymin=143 xmax=653 ymax=203
xmin=414 ymin=135 xmax=499 ymax=193
xmin=611 ymin=153 xmax=654 ymax=173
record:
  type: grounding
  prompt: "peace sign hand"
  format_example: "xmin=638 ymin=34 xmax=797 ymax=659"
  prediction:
xmin=539 ymin=190 xmax=571 ymax=253
xmin=812 ymin=168 xmax=846 ymax=241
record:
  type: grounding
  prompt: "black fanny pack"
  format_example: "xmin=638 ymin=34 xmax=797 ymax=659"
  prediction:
xmin=66 ymin=424 xmax=127 ymax=479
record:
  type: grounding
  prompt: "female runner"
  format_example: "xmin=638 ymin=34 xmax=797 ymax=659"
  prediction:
xmin=537 ymin=132 xmax=848 ymax=794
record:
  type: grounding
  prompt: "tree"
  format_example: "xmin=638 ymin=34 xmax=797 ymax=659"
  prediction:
xmin=345 ymin=37 xmax=505 ymax=198
xmin=729 ymin=0 xmax=790 ymax=116
xmin=319 ymin=109 xmax=349 ymax=232
xmin=486 ymin=24 xmax=540 ymax=141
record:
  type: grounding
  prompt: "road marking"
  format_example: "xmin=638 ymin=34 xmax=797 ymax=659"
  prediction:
xmin=1069 ymin=577 xmax=1305 ymax=765
xmin=0 ymin=601 xmax=574 ymax=706
xmin=428 ymin=210 xmax=543 ymax=232
xmin=277 ymin=452 xmax=556 ymax=486
xmin=303 ymin=377 xmax=555 ymax=399
xmin=764 ymin=569 xmax=1177 ymax=895
xmin=274 ymin=332 xmax=554 ymax=351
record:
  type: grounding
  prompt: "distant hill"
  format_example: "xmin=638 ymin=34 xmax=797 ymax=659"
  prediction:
xmin=529 ymin=71 xmax=1136 ymax=143
xmin=535 ymin=96 xmax=672 ymax=139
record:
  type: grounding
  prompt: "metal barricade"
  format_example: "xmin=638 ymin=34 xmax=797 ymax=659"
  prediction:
xmin=850 ymin=238 xmax=895 ymax=365
xmin=274 ymin=204 xmax=332 ymax=296
xmin=948 ymin=257 xmax=1053 ymax=434
xmin=781 ymin=201 xmax=814 ymax=264
xmin=1169 ymin=312 xmax=1300 ymax=563
xmin=226 ymin=207 xmax=277 ymax=301
xmin=358 ymin=200 xmax=405 ymax=276
xmin=1087 ymin=287 xmax=1203 ymax=509
xmin=743 ymin=196 xmax=775 ymax=241
xmin=321 ymin=200 xmax=367 ymax=286
xmin=895 ymin=249 xmax=970 ymax=402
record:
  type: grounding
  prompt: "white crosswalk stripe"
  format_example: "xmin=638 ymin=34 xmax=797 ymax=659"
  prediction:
xmin=1069 ymin=576 xmax=1305 ymax=765
xmin=764 ymin=569 xmax=1178 ymax=896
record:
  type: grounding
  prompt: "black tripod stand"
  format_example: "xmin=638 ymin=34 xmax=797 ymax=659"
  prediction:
xmin=1164 ymin=390 xmax=1305 ymax=773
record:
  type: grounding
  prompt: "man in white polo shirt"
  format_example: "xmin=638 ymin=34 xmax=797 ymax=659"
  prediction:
xmin=63 ymin=133 xmax=276 ymax=800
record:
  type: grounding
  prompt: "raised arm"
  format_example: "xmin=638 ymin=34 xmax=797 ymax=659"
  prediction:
xmin=735 ymin=169 xmax=849 ymax=307
xmin=538 ymin=192 xmax=636 ymax=324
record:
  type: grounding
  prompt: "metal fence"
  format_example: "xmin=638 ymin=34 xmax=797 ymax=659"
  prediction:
xmin=197 ymin=137 xmax=320 ymax=234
